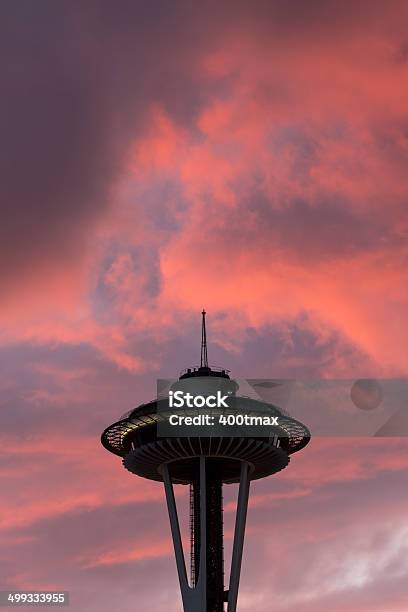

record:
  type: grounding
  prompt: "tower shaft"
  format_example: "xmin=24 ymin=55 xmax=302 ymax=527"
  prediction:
xmin=163 ymin=457 xmax=250 ymax=612
xmin=191 ymin=461 xmax=224 ymax=611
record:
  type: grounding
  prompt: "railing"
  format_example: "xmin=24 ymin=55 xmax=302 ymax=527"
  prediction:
xmin=179 ymin=365 xmax=231 ymax=377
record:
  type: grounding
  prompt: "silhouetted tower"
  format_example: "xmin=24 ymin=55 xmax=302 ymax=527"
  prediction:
xmin=101 ymin=313 xmax=310 ymax=611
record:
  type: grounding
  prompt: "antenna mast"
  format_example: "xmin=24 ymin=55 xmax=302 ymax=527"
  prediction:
xmin=200 ymin=309 xmax=208 ymax=368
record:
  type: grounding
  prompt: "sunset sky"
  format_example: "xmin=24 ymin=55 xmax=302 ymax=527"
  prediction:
xmin=1 ymin=1 xmax=408 ymax=610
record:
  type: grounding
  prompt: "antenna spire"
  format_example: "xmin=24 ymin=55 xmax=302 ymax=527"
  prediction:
xmin=200 ymin=309 xmax=208 ymax=368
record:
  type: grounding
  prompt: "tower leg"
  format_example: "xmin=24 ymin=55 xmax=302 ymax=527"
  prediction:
xmin=162 ymin=463 xmax=189 ymax=604
xmin=227 ymin=462 xmax=250 ymax=612
xmin=163 ymin=458 xmax=250 ymax=612
xmin=162 ymin=457 xmax=208 ymax=612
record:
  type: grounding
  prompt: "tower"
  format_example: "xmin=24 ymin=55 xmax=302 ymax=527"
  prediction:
xmin=101 ymin=312 xmax=310 ymax=611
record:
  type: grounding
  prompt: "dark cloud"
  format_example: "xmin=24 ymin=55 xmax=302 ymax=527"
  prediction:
xmin=0 ymin=1 xmax=220 ymax=288
xmin=2 ymin=0 xmax=406 ymax=290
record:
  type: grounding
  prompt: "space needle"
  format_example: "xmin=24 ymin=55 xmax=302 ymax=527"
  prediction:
xmin=101 ymin=311 xmax=310 ymax=611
